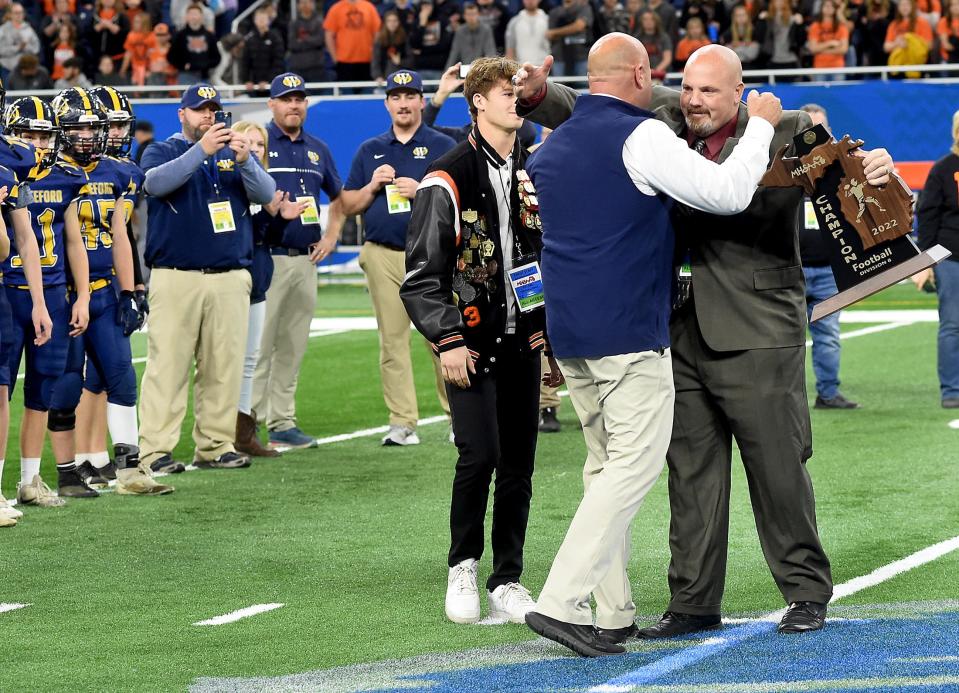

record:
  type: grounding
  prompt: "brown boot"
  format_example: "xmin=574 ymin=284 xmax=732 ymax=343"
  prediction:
xmin=235 ymin=410 xmax=280 ymax=457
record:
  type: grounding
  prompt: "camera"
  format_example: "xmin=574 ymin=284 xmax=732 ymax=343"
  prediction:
xmin=214 ymin=110 xmax=233 ymax=128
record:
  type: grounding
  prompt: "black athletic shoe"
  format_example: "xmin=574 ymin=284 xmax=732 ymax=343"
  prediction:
xmin=77 ymin=461 xmax=109 ymax=489
xmin=814 ymin=394 xmax=860 ymax=409
xmin=638 ymin=611 xmax=722 ymax=639
xmin=150 ymin=454 xmax=186 ymax=474
xmin=194 ymin=451 xmax=251 ymax=469
xmin=57 ymin=468 xmax=100 ymax=498
xmin=525 ymin=611 xmax=626 ymax=657
xmin=778 ymin=601 xmax=827 ymax=634
xmin=538 ymin=407 xmax=561 ymax=433
xmin=98 ymin=460 xmax=118 ymax=483
xmin=596 ymin=622 xmax=639 ymax=645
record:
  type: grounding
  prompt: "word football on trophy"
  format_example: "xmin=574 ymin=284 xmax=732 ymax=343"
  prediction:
xmin=762 ymin=124 xmax=951 ymax=322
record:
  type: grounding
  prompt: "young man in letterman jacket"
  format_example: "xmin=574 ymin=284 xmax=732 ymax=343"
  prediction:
xmin=401 ymin=57 xmax=564 ymax=626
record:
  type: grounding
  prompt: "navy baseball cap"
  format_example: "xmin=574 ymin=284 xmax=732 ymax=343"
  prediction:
xmin=385 ymin=70 xmax=423 ymax=95
xmin=180 ymin=83 xmax=222 ymax=110
xmin=270 ymin=72 xmax=307 ymax=98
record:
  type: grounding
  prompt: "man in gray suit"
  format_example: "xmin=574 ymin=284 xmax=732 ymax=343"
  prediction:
xmin=513 ymin=46 xmax=895 ymax=639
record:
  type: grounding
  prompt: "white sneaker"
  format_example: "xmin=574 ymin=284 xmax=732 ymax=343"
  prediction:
xmin=381 ymin=425 xmax=420 ymax=446
xmin=445 ymin=558 xmax=481 ymax=624
xmin=0 ymin=495 xmax=23 ymax=520
xmin=488 ymin=582 xmax=536 ymax=624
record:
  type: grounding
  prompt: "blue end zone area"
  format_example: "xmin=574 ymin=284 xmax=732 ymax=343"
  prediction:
xmin=191 ymin=602 xmax=959 ymax=692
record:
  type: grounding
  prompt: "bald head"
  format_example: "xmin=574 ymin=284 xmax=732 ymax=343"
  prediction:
xmin=685 ymin=44 xmax=743 ymax=85
xmin=587 ymin=33 xmax=653 ymax=107
xmin=680 ymin=44 xmax=745 ymax=137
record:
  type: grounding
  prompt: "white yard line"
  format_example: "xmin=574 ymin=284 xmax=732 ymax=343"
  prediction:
xmin=193 ymin=603 xmax=285 ymax=627
xmin=0 ymin=603 xmax=30 ymax=614
xmin=592 ymin=535 xmax=959 ymax=692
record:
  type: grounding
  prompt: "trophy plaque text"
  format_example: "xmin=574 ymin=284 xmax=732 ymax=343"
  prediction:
xmin=762 ymin=124 xmax=950 ymax=321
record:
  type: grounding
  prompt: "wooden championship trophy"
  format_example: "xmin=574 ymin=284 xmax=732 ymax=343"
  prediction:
xmin=763 ymin=124 xmax=951 ymax=321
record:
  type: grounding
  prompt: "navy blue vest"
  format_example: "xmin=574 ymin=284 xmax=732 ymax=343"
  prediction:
xmin=527 ymin=95 xmax=674 ymax=359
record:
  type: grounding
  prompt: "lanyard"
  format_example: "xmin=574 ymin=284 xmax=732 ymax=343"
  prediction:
xmin=494 ymin=160 xmax=525 ymax=260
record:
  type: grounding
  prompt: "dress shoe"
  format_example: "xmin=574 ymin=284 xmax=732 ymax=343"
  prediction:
xmin=596 ymin=622 xmax=638 ymax=645
xmin=525 ymin=611 xmax=626 ymax=657
xmin=538 ymin=407 xmax=561 ymax=433
xmin=236 ymin=410 xmax=280 ymax=458
xmin=942 ymin=397 xmax=959 ymax=409
xmin=637 ymin=611 xmax=722 ymax=639
xmin=815 ymin=394 xmax=860 ymax=409
xmin=778 ymin=601 xmax=827 ymax=633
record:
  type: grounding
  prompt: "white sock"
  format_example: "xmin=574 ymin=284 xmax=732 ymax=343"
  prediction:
xmin=21 ymin=458 xmax=41 ymax=485
xmin=76 ymin=452 xmax=93 ymax=465
xmin=107 ymin=403 xmax=138 ymax=446
xmin=90 ymin=452 xmax=111 ymax=469
xmin=0 ymin=458 xmax=4 ymax=488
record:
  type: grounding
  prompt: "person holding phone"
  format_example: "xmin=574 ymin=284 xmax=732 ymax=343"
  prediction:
xmin=137 ymin=83 xmax=276 ymax=472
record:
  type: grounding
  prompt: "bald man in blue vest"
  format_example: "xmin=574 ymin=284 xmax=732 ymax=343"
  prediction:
xmin=522 ymin=34 xmax=783 ymax=657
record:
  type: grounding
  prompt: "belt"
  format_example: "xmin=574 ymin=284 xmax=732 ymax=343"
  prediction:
xmin=270 ymin=247 xmax=310 ymax=257
xmin=368 ymin=241 xmax=404 ymax=252
xmin=67 ymin=278 xmax=112 ymax=293
xmin=154 ymin=266 xmax=241 ymax=274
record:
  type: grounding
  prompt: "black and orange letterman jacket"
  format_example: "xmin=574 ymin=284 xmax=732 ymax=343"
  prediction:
xmin=400 ymin=127 xmax=548 ymax=376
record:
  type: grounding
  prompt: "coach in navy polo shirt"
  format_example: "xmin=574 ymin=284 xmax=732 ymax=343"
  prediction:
xmin=138 ymin=83 xmax=276 ymax=472
xmin=341 ymin=69 xmax=456 ymax=447
xmin=252 ymin=72 xmax=345 ymax=450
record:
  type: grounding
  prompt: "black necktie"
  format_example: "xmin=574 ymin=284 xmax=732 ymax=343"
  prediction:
xmin=693 ymin=138 xmax=708 ymax=157
xmin=674 ymin=139 xmax=706 ymax=311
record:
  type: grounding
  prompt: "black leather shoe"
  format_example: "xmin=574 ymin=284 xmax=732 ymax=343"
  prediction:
xmin=539 ymin=407 xmax=561 ymax=433
xmin=778 ymin=601 xmax=827 ymax=633
xmin=815 ymin=394 xmax=860 ymax=409
xmin=637 ymin=611 xmax=722 ymax=639
xmin=525 ymin=611 xmax=626 ymax=657
xmin=942 ymin=398 xmax=959 ymax=409
xmin=596 ymin=622 xmax=638 ymax=645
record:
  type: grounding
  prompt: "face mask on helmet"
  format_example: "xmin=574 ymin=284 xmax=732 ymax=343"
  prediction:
xmin=61 ymin=118 xmax=107 ymax=164
xmin=4 ymin=98 xmax=61 ymax=168
xmin=105 ymin=116 xmax=134 ymax=157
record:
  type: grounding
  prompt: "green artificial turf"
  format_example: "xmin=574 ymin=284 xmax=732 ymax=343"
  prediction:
xmin=1 ymin=284 xmax=957 ymax=691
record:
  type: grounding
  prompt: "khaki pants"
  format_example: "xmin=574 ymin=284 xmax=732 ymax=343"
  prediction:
xmin=252 ymin=254 xmax=316 ymax=432
xmin=540 ymin=353 xmax=562 ymax=409
xmin=535 ymin=350 xmax=674 ymax=628
xmin=138 ymin=268 xmax=251 ymax=464
xmin=359 ymin=242 xmax=449 ymax=429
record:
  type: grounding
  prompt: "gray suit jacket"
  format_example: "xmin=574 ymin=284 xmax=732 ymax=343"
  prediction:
xmin=521 ymin=83 xmax=810 ymax=351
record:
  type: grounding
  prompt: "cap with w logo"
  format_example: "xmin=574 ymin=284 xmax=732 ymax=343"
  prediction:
xmin=180 ymin=83 xmax=222 ymax=110
xmin=270 ymin=72 xmax=308 ymax=98
xmin=385 ymin=70 xmax=423 ymax=95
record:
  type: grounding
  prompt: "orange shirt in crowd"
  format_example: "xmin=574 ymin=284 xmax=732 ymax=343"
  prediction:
xmin=323 ymin=0 xmax=382 ymax=64
xmin=675 ymin=37 xmax=712 ymax=62
xmin=808 ymin=20 xmax=850 ymax=67
xmin=885 ymin=15 xmax=934 ymax=45
xmin=51 ymin=41 xmax=76 ymax=79
xmin=124 ymin=29 xmax=156 ymax=84
xmin=147 ymin=44 xmax=176 ymax=83
xmin=917 ymin=0 xmax=941 ymax=13
xmin=937 ymin=15 xmax=959 ymax=58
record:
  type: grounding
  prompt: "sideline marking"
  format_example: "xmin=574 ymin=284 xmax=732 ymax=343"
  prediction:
xmin=193 ymin=603 xmax=285 ymax=627
xmin=592 ymin=535 xmax=959 ymax=692
xmin=0 ymin=603 xmax=29 ymax=614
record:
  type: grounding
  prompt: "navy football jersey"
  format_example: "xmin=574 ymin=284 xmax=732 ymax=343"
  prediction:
xmin=75 ymin=156 xmax=133 ymax=281
xmin=2 ymin=161 xmax=87 ymax=287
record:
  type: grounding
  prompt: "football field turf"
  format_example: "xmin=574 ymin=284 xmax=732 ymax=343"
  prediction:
xmin=1 ymin=283 xmax=958 ymax=692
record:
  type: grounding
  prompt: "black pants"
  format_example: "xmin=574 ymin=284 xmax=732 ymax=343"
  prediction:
xmin=447 ymin=336 xmax=541 ymax=591
xmin=665 ymin=302 xmax=832 ymax=615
